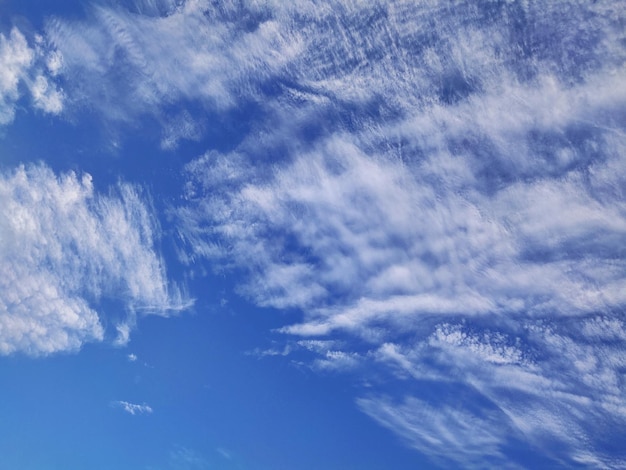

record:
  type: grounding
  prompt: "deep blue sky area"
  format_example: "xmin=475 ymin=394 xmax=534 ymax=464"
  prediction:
xmin=0 ymin=309 xmax=428 ymax=470
xmin=1 ymin=1 xmax=625 ymax=469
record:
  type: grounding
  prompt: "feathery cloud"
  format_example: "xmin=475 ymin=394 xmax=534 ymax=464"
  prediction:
xmin=0 ymin=163 xmax=190 ymax=355
xmin=172 ymin=1 xmax=626 ymax=466
xmin=112 ymin=400 xmax=153 ymax=415
xmin=28 ymin=0 xmax=626 ymax=466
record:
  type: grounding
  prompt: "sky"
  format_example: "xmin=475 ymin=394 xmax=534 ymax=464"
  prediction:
xmin=0 ymin=0 xmax=625 ymax=468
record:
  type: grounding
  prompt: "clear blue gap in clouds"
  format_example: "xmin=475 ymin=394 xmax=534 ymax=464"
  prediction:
xmin=0 ymin=1 xmax=625 ymax=469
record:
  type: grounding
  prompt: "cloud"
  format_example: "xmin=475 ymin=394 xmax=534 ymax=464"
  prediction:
xmin=160 ymin=109 xmax=204 ymax=150
xmin=176 ymin=0 xmax=626 ymax=334
xmin=171 ymin=0 xmax=626 ymax=467
xmin=30 ymin=74 xmax=63 ymax=114
xmin=182 ymin=92 xmax=626 ymax=336
xmin=36 ymin=0 xmax=626 ymax=132
xmin=44 ymin=0 xmax=302 ymax=127
xmin=357 ymin=395 xmax=516 ymax=469
xmin=361 ymin=318 xmax=626 ymax=467
xmin=0 ymin=163 xmax=190 ymax=356
xmin=34 ymin=0 xmax=626 ymax=466
xmin=112 ymin=400 xmax=153 ymax=415
xmin=0 ymin=28 xmax=64 ymax=124
xmin=215 ymin=448 xmax=231 ymax=460
xmin=169 ymin=445 xmax=210 ymax=470
xmin=0 ymin=28 xmax=33 ymax=124
xmin=246 ymin=344 xmax=292 ymax=358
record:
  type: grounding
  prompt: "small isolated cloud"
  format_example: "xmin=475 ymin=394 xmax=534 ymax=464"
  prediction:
xmin=112 ymin=400 xmax=153 ymax=415
xmin=114 ymin=323 xmax=132 ymax=347
xmin=246 ymin=345 xmax=292 ymax=358
xmin=0 ymin=28 xmax=64 ymax=125
xmin=169 ymin=445 xmax=209 ymax=470
xmin=0 ymin=163 xmax=191 ymax=356
xmin=127 ymin=353 xmax=138 ymax=362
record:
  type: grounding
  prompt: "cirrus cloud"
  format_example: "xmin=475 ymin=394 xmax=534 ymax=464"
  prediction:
xmin=172 ymin=1 xmax=626 ymax=467
xmin=21 ymin=0 xmax=626 ymax=466
xmin=0 ymin=163 xmax=190 ymax=355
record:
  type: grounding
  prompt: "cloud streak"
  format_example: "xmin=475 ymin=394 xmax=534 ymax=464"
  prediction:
xmin=0 ymin=163 xmax=190 ymax=355
xmin=362 ymin=317 xmax=626 ymax=468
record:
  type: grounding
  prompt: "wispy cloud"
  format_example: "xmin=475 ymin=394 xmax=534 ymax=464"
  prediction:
xmin=357 ymin=394 xmax=517 ymax=469
xmin=182 ymin=85 xmax=626 ymax=334
xmin=44 ymin=0 xmax=302 ymax=130
xmin=112 ymin=400 xmax=153 ymax=415
xmin=177 ymin=1 xmax=626 ymax=332
xmin=27 ymin=0 xmax=626 ymax=466
xmin=215 ymin=448 xmax=231 ymax=460
xmin=169 ymin=445 xmax=209 ymax=470
xmin=362 ymin=317 xmax=626 ymax=467
xmin=0 ymin=28 xmax=64 ymax=125
xmin=0 ymin=163 xmax=191 ymax=355
xmin=170 ymin=1 xmax=626 ymax=467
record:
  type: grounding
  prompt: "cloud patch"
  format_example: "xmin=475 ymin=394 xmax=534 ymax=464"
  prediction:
xmin=0 ymin=28 xmax=64 ymax=125
xmin=0 ymin=163 xmax=189 ymax=355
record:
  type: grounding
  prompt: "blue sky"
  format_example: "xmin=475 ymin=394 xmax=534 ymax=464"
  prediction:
xmin=1 ymin=1 xmax=625 ymax=468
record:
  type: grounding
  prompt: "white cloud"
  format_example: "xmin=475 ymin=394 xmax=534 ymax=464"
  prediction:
xmin=112 ymin=400 xmax=153 ymax=415
xmin=0 ymin=28 xmax=64 ymax=124
xmin=215 ymin=448 xmax=231 ymax=460
xmin=357 ymin=395 xmax=516 ymax=469
xmin=182 ymin=97 xmax=626 ymax=336
xmin=0 ymin=28 xmax=34 ymax=124
xmin=360 ymin=318 xmax=626 ymax=467
xmin=167 ymin=1 xmax=626 ymax=338
xmin=30 ymin=74 xmax=64 ymax=114
xmin=44 ymin=0 xmax=302 ymax=126
xmin=312 ymin=349 xmax=362 ymax=372
xmin=114 ymin=322 xmax=132 ymax=347
xmin=430 ymin=324 xmax=525 ymax=366
xmin=171 ymin=1 xmax=626 ymax=466
xmin=246 ymin=344 xmax=292 ymax=358
xmin=0 ymin=163 xmax=191 ymax=356
xmin=160 ymin=109 xmax=204 ymax=150
xmin=35 ymin=0 xmax=626 ymax=133
xmin=35 ymin=0 xmax=626 ymax=466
